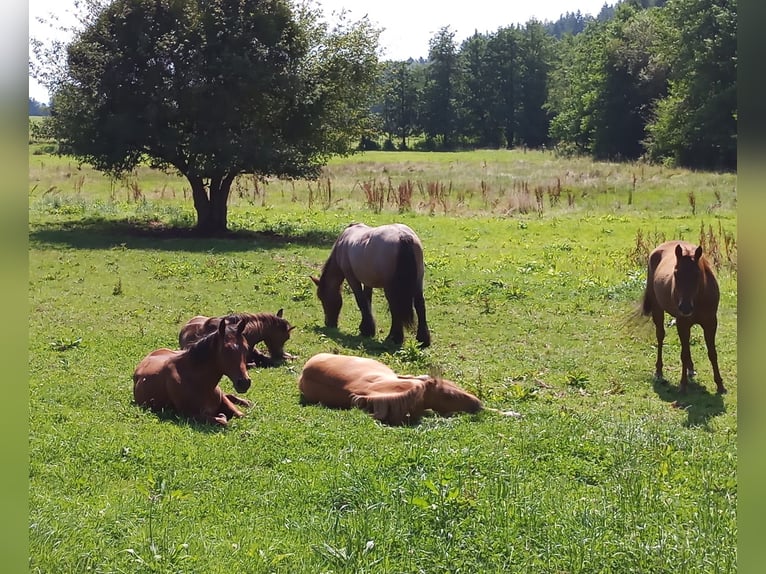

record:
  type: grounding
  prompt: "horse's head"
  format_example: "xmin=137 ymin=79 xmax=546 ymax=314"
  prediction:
xmin=217 ymin=319 xmax=252 ymax=393
xmin=674 ymin=243 xmax=704 ymax=317
xmin=264 ymin=315 xmax=296 ymax=358
xmin=422 ymin=376 xmax=482 ymax=416
xmin=311 ymin=275 xmax=342 ymax=328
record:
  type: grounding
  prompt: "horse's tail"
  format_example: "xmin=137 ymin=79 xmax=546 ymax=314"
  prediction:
xmin=641 ymin=250 xmax=663 ymax=317
xmin=640 ymin=275 xmax=652 ymax=317
xmin=388 ymin=235 xmax=418 ymax=330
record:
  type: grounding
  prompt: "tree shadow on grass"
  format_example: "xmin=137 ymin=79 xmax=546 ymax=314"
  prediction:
xmin=29 ymin=217 xmax=339 ymax=253
xmin=651 ymin=376 xmax=725 ymax=429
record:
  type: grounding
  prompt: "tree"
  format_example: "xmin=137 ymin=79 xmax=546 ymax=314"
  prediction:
xmin=28 ymin=98 xmax=50 ymax=116
xmin=486 ymin=27 xmax=521 ymax=148
xmin=421 ymin=27 xmax=459 ymax=149
xmin=645 ymin=0 xmax=736 ymax=170
xmin=546 ymin=21 xmax=608 ymax=155
xmin=516 ymin=21 xmax=554 ymax=148
xmin=458 ymin=32 xmax=505 ymax=148
xmin=547 ymin=3 xmax=670 ymax=160
xmin=379 ymin=60 xmax=424 ymax=149
xmin=37 ymin=0 xmax=380 ymax=233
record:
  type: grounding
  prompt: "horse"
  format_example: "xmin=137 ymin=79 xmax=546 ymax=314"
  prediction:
xmin=297 ymin=353 xmax=482 ymax=425
xmin=134 ymin=317 xmax=253 ymax=426
xmin=178 ymin=309 xmax=296 ymax=367
xmin=640 ymin=240 xmax=725 ymax=394
xmin=311 ymin=222 xmax=431 ymax=347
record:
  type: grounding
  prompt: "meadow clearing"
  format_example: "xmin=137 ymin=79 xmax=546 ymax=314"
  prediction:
xmin=28 ymin=147 xmax=737 ymax=572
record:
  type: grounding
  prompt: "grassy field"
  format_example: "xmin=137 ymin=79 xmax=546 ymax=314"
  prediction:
xmin=29 ymin=147 xmax=736 ymax=573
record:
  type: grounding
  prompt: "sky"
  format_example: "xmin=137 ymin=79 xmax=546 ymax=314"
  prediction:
xmin=29 ymin=0 xmax=611 ymax=102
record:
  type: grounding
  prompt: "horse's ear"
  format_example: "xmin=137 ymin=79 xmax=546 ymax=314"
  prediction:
xmin=694 ymin=245 xmax=703 ymax=260
xmin=277 ymin=308 xmax=284 ymax=318
xmin=310 ymin=276 xmax=320 ymax=286
xmin=218 ymin=318 xmax=227 ymax=337
xmin=236 ymin=319 xmax=247 ymax=336
xmin=288 ymin=325 xmax=296 ymax=332
xmin=675 ymin=244 xmax=683 ymax=259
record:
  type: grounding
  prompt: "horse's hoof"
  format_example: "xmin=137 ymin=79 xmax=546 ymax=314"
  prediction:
xmin=717 ymin=386 xmax=728 ymax=395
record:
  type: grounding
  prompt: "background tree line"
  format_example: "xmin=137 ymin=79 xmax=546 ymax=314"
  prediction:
xmin=369 ymin=0 xmax=735 ymax=171
xmin=30 ymin=0 xmax=734 ymax=232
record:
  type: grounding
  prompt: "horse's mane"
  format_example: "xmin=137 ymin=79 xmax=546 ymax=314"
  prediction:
xmin=223 ymin=312 xmax=290 ymax=332
xmin=185 ymin=328 xmax=220 ymax=362
xmin=317 ymin=243 xmax=341 ymax=287
xmin=351 ymin=379 xmax=427 ymax=424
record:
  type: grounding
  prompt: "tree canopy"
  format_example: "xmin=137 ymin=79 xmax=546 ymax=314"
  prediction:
xmin=41 ymin=0 xmax=381 ymax=232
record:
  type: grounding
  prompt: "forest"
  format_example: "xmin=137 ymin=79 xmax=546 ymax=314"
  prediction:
xmin=369 ymin=0 xmax=735 ymax=171
xmin=30 ymin=0 xmax=735 ymax=176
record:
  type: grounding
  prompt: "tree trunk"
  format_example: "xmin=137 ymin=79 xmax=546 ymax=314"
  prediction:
xmin=187 ymin=174 xmax=236 ymax=234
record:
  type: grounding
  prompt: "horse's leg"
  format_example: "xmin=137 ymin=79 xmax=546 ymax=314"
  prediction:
xmin=205 ymin=413 xmax=229 ymax=426
xmin=675 ymin=320 xmax=693 ymax=393
xmin=348 ymin=279 xmax=376 ymax=337
xmin=651 ymin=309 xmax=666 ymax=383
xmin=247 ymin=347 xmax=272 ymax=368
xmin=381 ymin=286 xmax=406 ymax=345
xmin=413 ymin=289 xmax=431 ymax=347
xmin=221 ymin=395 xmax=247 ymax=418
xmin=225 ymin=394 xmax=253 ymax=408
xmin=702 ymin=317 xmax=726 ymax=394
xmin=364 ymin=285 xmax=373 ymax=305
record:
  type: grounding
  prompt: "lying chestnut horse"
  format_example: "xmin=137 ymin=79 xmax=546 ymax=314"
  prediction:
xmin=179 ymin=309 xmax=296 ymax=367
xmin=297 ymin=353 xmax=482 ymax=425
xmin=134 ymin=318 xmax=253 ymax=426
xmin=640 ymin=240 xmax=725 ymax=394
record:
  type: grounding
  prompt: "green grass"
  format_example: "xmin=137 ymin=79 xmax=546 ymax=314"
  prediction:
xmin=28 ymin=148 xmax=736 ymax=573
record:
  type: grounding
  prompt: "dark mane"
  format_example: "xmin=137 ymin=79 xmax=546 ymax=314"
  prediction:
xmin=318 ymin=244 xmax=340 ymax=286
xmin=221 ymin=312 xmax=259 ymax=323
xmin=185 ymin=328 xmax=220 ymax=362
xmin=222 ymin=312 xmax=291 ymax=338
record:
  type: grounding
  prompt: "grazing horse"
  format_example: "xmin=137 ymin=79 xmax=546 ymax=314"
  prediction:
xmin=134 ymin=318 xmax=253 ymax=426
xmin=297 ymin=353 xmax=481 ymax=425
xmin=179 ymin=309 xmax=296 ymax=367
xmin=311 ymin=222 xmax=431 ymax=347
xmin=640 ymin=240 xmax=725 ymax=394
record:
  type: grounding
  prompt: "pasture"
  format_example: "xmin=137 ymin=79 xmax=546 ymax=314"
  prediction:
xmin=29 ymin=148 xmax=737 ymax=572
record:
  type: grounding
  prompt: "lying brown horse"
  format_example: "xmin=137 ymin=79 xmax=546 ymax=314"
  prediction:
xmin=640 ymin=240 xmax=725 ymax=394
xmin=297 ymin=353 xmax=482 ymax=425
xmin=179 ymin=309 xmax=296 ymax=367
xmin=311 ymin=222 xmax=431 ymax=347
xmin=134 ymin=318 xmax=253 ymax=426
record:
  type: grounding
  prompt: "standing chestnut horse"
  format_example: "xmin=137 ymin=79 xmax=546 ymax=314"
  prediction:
xmin=134 ymin=318 xmax=253 ymax=426
xmin=179 ymin=309 xmax=296 ymax=367
xmin=311 ymin=223 xmax=431 ymax=347
xmin=640 ymin=240 xmax=725 ymax=394
xmin=298 ymin=353 xmax=481 ymax=425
